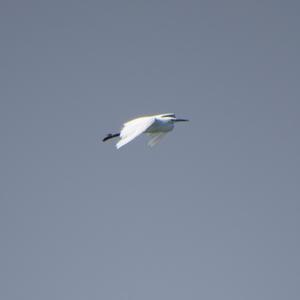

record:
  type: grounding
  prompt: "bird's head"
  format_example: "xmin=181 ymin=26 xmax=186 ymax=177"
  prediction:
xmin=159 ymin=113 xmax=189 ymax=123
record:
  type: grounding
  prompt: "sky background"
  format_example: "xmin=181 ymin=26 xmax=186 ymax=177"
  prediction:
xmin=1 ymin=1 xmax=300 ymax=299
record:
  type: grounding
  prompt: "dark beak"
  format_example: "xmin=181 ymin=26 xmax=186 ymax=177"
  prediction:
xmin=174 ymin=118 xmax=189 ymax=122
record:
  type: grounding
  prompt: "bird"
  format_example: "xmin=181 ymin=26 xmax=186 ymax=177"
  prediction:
xmin=102 ymin=113 xmax=189 ymax=149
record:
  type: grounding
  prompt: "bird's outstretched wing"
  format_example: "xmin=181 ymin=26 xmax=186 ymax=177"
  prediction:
xmin=116 ymin=116 xmax=156 ymax=149
xmin=147 ymin=132 xmax=168 ymax=147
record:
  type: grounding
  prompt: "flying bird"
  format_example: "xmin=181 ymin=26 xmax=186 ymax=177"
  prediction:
xmin=103 ymin=113 xmax=189 ymax=149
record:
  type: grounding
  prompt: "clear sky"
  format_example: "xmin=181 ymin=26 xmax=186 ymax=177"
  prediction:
xmin=1 ymin=1 xmax=300 ymax=299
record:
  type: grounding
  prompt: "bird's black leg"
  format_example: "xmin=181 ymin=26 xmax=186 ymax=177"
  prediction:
xmin=102 ymin=133 xmax=120 ymax=142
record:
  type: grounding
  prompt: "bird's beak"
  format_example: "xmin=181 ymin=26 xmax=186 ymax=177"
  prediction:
xmin=174 ymin=118 xmax=189 ymax=122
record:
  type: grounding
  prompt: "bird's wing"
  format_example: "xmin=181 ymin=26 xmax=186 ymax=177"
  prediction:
xmin=147 ymin=132 xmax=168 ymax=147
xmin=116 ymin=117 xmax=156 ymax=149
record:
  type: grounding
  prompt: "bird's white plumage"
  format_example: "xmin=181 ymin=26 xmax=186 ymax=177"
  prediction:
xmin=103 ymin=113 xmax=188 ymax=149
xmin=116 ymin=116 xmax=156 ymax=149
xmin=147 ymin=132 xmax=168 ymax=147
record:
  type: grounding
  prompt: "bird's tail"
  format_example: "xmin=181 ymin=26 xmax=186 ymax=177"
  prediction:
xmin=102 ymin=133 xmax=120 ymax=142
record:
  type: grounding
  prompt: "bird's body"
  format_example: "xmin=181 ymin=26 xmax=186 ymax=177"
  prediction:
xmin=145 ymin=117 xmax=174 ymax=133
xmin=103 ymin=113 xmax=188 ymax=149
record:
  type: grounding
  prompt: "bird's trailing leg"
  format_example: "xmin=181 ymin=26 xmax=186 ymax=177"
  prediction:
xmin=102 ymin=133 xmax=120 ymax=142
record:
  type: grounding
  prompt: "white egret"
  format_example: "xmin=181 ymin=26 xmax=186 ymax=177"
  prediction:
xmin=102 ymin=113 xmax=189 ymax=149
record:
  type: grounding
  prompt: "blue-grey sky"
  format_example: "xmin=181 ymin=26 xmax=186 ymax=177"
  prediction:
xmin=1 ymin=1 xmax=300 ymax=299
